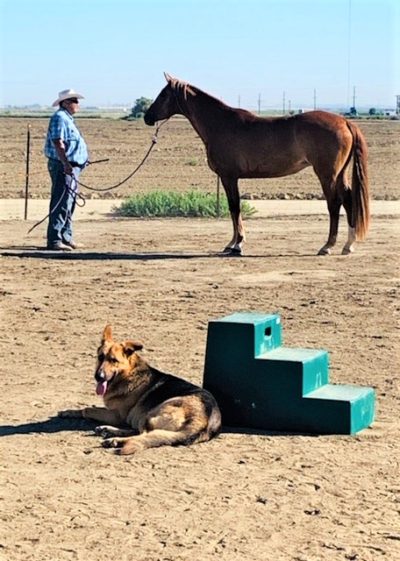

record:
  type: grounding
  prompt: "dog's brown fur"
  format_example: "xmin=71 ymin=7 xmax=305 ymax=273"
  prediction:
xmin=58 ymin=325 xmax=221 ymax=455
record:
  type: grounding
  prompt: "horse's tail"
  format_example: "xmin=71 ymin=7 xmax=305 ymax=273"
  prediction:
xmin=347 ymin=120 xmax=370 ymax=240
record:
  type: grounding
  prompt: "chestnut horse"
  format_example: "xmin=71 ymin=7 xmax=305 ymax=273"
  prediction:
xmin=144 ymin=74 xmax=370 ymax=256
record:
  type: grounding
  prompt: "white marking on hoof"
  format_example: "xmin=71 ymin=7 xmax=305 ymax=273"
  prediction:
xmin=222 ymin=243 xmax=242 ymax=256
xmin=342 ymin=227 xmax=356 ymax=255
xmin=341 ymin=245 xmax=354 ymax=255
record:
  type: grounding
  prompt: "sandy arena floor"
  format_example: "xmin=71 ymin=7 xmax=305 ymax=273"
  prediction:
xmin=1 ymin=203 xmax=399 ymax=561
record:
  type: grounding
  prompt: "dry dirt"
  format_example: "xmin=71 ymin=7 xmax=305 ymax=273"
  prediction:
xmin=0 ymin=116 xmax=400 ymax=561
xmin=0 ymin=116 xmax=400 ymax=200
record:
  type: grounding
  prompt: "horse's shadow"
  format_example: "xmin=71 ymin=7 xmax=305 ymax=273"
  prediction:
xmin=0 ymin=248 xmax=314 ymax=260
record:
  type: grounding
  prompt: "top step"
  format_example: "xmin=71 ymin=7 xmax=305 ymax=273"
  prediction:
xmin=209 ymin=312 xmax=283 ymax=356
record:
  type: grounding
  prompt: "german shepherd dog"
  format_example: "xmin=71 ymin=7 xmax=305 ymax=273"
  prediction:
xmin=58 ymin=326 xmax=221 ymax=455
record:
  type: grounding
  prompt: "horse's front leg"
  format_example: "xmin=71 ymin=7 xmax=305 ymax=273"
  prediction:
xmin=220 ymin=176 xmax=245 ymax=255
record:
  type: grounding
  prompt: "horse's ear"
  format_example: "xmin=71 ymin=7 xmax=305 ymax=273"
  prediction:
xmin=164 ymin=72 xmax=173 ymax=83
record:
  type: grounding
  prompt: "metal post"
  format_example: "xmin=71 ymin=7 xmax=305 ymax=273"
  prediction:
xmin=24 ymin=124 xmax=31 ymax=220
xmin=216 ymin=176 xmax=221 ymax=218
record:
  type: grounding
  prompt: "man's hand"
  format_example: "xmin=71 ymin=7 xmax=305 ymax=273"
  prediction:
xmin=63 ymin=161 xmax=73 ymax=175
xmin=53 ymin=138 xmax=73 ymax=175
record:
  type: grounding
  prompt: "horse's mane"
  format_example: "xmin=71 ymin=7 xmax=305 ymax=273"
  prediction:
xmin=168 ymin=78 xmax=196 ymax=100
xmin=166 ymin=74 xmax=256 ymax=119
xmin=167 ymin=75 xmax=227 ymax=107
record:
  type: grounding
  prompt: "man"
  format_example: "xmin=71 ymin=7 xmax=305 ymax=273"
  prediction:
xmin=44 ymin=89 xmax=88 ymax=250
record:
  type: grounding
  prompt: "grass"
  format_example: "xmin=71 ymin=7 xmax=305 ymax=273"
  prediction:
xmin=115 ymin=190 xmax=257 ymax=218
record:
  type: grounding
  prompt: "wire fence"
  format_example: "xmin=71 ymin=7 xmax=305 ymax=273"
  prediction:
xmin=1 ymin=115 xmax=398 ymax=215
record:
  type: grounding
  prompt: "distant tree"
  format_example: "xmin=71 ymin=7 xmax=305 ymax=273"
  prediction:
xmin=369 ymin=107 xmax=377 ymax=116
xmin=129 ymin=97 xmax=153 ymax=119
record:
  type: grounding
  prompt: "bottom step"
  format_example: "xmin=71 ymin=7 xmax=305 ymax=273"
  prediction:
xmin=303 ymin=384 xmax=376 ymax=434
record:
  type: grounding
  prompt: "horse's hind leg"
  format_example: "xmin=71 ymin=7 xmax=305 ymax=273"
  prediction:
xmin=317 ymin=177 xmax=342 ymax=255
xmin=220 ymin=176 xmax=245 ymax=255
xmin=341 ymin=186 xmax=357 ymax=254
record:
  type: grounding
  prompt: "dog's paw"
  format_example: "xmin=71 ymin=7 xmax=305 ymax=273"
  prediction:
xmin=101 ymin=437 xmax=141 ymax=455
xmin=103 ymin=438 xmax=143 ymax=455
xmin=95 ymin=425 xmax=118 ymax=438
xmin=114 ymin=444 xmax=141 ymax=455
xmin=102 ymin=437 xmax=123 ymax=449
xmin=58 ymin=409 xmax=84 ymax=419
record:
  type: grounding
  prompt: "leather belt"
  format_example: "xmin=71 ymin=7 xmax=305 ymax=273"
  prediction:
xmin=49 ymin=158 xmax=85 ymax=169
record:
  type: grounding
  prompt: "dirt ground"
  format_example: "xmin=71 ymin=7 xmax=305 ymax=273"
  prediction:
xmin=1 ymin=206 xmax=399 ymax=561
xmin=1 ymin=114 xmax=400 ymax=561
xmin=0 ymin=116 xmax=399 ymax=200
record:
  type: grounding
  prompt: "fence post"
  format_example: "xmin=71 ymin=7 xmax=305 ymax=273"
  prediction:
xmin=24 ymin=124 xmax=31 ymax=220
xmin=216 ymin=176 xmax=220 ymax=218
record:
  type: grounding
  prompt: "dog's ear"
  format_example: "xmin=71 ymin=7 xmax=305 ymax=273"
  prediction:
xmin=123 ymin=340 xmax=143 ymax=357
xmin=102 ymin=324 xmax=113 ymax=344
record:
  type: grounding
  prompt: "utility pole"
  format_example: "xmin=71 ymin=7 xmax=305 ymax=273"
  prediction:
xmin=313 ymin=88 xmax=317 ymax=110
xmin=24 ymin=124 xmax=31 ymax=220
xmin=238 ymin=95 xmax=241 ymax=108
xmin=352 ymin=86 xmax=356 ymax=109
xmin=257 ymin=93 xmax=261 ymax=115
xmin=282 ymin=91 xmax=286 ymax=114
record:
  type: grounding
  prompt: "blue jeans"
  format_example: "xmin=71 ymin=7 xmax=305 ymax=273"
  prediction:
xmin=46 ymin=159 xmax=81 ymax=245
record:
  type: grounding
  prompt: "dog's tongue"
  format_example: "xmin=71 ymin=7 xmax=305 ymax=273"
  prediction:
xmin=96 ymin=380 xmax=108 ymax=396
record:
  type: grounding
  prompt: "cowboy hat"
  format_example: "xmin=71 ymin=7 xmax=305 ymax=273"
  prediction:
xmin=52 ymin=89 xmax=85 ymax=107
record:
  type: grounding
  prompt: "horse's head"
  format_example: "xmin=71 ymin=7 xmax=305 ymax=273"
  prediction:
xmin=144 ymin=73 xmax=195 ymax=126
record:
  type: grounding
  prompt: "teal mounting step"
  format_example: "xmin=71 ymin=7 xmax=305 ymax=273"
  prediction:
xmin=203 ymin=312 xmax=375 ymax=435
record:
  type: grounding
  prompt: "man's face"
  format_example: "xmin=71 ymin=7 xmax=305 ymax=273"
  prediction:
xmin=63 ymin=98 xmax=80 ymax=114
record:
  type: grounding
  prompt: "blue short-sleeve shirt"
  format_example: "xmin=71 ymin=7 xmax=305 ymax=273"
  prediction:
xmin=44 ymin=108 xmax=88 ymax=165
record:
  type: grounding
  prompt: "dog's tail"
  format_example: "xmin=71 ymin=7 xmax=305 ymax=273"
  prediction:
xmin=191 ymin=400 xmax=222 ymax=444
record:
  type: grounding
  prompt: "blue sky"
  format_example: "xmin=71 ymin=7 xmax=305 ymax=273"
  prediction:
xmin=1 ymin=0 xmax=399 ymax=110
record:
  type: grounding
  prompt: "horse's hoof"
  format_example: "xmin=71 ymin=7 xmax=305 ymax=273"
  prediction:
xmin=318 ymin=247 xmax=331 ymax=256
xmin=230 ymin=247 xmax=242 ymax=256
xmin=341 ymin=246 xmax=354 ymax=255
xmin=221 ymin=247 xmax=242 ymax=256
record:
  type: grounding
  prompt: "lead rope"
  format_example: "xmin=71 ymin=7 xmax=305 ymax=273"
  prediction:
xmin=27 ymin=120 xmax=168 ymax=235
xmin=77 ymin=119 xmax=167 ymax=192
xmin=26 ymin=178 xmax=85 ymax=235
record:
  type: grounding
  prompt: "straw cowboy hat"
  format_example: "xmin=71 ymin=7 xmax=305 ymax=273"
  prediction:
xmin=52 ymin=89 xmax=85 ymax=107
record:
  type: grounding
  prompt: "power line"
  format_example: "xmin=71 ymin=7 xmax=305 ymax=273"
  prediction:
xmin=346 ymin=0 xmax=352 ymax=107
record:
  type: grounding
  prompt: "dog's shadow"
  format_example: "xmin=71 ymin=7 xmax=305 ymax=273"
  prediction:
xmin=0 ymin=415 xmax=97 ymax=437
xmin=0 ymin=417 xmax=315 ymax=439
